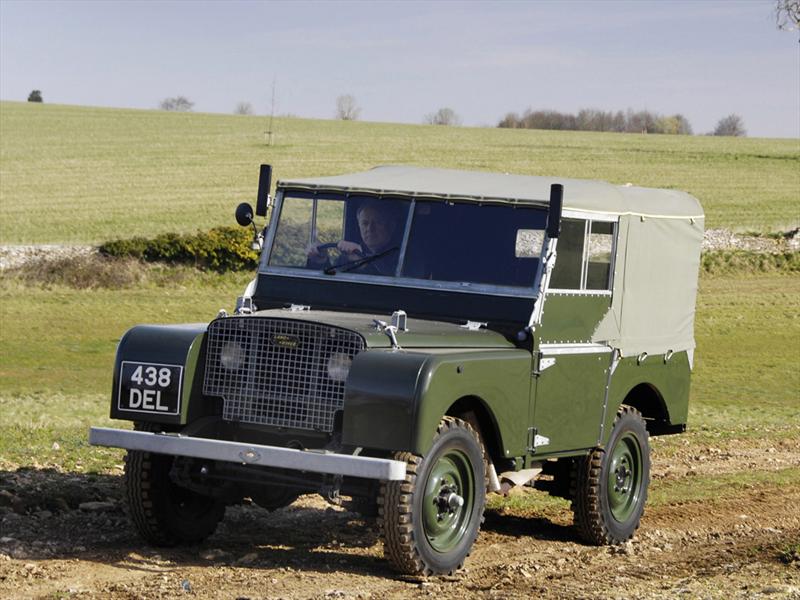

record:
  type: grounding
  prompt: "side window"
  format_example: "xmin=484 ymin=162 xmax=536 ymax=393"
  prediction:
xmin=549 ymin=219 xmax=584 ymax=289
xmin=550 ymin=218 xmax=616 ymax=291
xmin=586 ymin=221 xmax=614 ymax=290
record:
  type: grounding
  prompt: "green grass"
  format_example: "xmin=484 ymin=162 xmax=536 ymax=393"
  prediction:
xmin=0 ymin=270 xmax=252 ymax=471
xmin=691 ymin=274 xmax=800 ymax=428
xmin=1 ymin=101 xmax=798 ymax=244
xmin=0 ymin=271 xmax=252 ymax=398
xmin=487 ymin=467 xmax=800 ymax=517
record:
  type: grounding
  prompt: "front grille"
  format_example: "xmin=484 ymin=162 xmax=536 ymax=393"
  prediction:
xmin=203 ymin=317 xmax=365 ymax=432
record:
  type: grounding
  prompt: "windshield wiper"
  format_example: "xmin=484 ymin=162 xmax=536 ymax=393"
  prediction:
xmin=324 ymin=246 xmax=399 ymax=275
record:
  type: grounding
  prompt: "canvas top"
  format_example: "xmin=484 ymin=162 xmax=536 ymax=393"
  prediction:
xmin=277 ymin=165 xmax=704 ymax=219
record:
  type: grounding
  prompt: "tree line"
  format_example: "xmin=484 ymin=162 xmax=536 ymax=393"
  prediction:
xmin=497 ymin=108 xmax=746 ymax=137
xmin=498 ymin=108 xmax=693 ymax=135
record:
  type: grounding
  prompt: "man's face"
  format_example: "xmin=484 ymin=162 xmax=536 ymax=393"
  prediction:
xmin=357 ymin=206 xmax=394 ymax=253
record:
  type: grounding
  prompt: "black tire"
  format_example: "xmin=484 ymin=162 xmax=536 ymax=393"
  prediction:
xmin=251 ymin=485 xmax=300 ymax=511
xmin=344 ymin=494 xmax=380 ymax=518
xmin=125 ymin=450 xmax=225 ymax=546
xmin=572 ymin=405 xmax=651 ymax=545
xmin=378 ymin=417 xmax=486 ymax=576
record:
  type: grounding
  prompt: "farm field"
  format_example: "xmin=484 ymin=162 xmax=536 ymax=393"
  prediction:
xmin=0 ymin=102 xmax=799 ymax=598
xmin=1 ymin=101 xmax=799 ymax=244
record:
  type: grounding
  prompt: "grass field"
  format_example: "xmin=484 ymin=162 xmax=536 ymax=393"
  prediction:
xmin=1 ymin=101 xmax=798 ymax=244
xmin=0 ymin=101 xmax=798 ymax=509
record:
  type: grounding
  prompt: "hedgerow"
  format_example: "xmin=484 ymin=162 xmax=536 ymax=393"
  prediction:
xmin=99 ymin=227 xmax=259 ymax=271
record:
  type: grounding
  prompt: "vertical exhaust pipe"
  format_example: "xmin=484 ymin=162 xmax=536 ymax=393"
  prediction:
xmin=256 ymin=164 xmax=272 ymax=217
xmin=547 ymin=183 xmax=563 ymax=239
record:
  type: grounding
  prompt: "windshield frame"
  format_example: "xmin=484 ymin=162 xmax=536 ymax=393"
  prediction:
xmin=259 ymin=188 xmax=544 ymax=299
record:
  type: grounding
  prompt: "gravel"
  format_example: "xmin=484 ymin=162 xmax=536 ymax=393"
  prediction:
xmin=0 ymin=245 xmax=95 ymax=270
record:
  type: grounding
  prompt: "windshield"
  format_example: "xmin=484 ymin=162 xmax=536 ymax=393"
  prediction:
xmin=265 ymin=193 xmax=548 ymax=290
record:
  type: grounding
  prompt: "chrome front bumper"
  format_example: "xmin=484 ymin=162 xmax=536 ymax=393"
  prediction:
xmin=89 ymin=427 xmax=406 ymax=481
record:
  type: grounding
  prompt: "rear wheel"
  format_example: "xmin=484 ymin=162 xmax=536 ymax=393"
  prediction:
xmin=125 ymin=450 xmax=225 ymax=546
xmin=378 ymin=417 xmax=485 ymax=576
xmin=572 ymin=405 xmax=650 ymax=545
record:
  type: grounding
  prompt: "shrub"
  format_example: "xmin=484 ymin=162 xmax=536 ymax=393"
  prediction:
xmin=100 ymin=226 xmax=259 ymax=271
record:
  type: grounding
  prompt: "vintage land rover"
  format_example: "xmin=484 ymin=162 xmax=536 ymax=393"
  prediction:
xmin=90 ymin=165 xmax=704 ymax=575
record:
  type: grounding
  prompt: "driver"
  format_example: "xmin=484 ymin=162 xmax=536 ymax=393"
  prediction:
xmin=306 ymin=201 xmax=400 ymax=275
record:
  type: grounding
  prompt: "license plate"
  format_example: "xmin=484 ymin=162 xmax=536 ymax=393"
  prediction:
xmin=118 ymin=361 xmax=183 ymax=415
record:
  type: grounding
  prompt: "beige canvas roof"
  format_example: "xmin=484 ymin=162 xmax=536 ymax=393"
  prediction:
xmin=278 ymin=165 xmax=704 ymax=219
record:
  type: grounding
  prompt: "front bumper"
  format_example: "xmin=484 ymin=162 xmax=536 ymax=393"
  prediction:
xmin=89 ymin=427 xmax=407 ymax=481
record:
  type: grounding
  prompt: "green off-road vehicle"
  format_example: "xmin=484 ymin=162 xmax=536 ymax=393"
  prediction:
xmin=91 ymin=165 xmax=704 ymax=575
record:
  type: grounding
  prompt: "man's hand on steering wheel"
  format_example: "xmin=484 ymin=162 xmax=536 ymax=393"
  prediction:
xmin=336 ymin=240 xmax=363 ymax=257
xmin=306 ymin=241 xmax=364 ymax=259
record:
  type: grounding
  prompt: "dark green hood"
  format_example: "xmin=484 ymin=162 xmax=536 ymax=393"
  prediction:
xmin=250 ymin=309 xmax=515 ymax=350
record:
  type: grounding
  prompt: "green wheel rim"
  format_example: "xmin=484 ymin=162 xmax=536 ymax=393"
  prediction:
xmin=422 ymin=449 xmax=474 ymax=553
xmin=607 ymin=432 xmax=643 ymax=522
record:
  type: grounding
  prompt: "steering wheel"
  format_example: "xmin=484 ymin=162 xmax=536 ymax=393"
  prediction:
xmin=316 ymin=242 xmax=364 ymax=257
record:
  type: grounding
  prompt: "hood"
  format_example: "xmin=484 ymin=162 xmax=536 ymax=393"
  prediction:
xmin=247 ymin=309 xmax=516 ymax=350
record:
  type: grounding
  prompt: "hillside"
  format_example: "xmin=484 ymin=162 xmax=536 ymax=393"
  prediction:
xmin=1 ymin=101 xmax=798 ymax=244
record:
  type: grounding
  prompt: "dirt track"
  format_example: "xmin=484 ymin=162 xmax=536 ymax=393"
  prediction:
xmin=1 ymin=435 xmax=798 ymax=600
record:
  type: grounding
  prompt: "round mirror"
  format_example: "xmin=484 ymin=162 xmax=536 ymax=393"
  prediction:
xmin=235 ymin=203 xmax=254 ymax=227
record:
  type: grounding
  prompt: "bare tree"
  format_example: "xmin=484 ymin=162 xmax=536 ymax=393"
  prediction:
xmin=159 ymin=96 xmax=194 ymax=112
xmin=234 ymin=102 xmax=254 ymax=115
xmin=775 ymin=0 xmax=800 ymax=30
xmin=425 ymin=107 xmax=461 ymax=126
xmin=713 ymin=114 xmax=747 ymax=137
xmin=335 ymin=94 xmax=361 ymax=120
xmin=27 ymin=90 xmax=43 ymax=103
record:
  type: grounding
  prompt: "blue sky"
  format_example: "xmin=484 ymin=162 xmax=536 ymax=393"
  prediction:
xmin=1 ymin=0 xmax=798 ymax=138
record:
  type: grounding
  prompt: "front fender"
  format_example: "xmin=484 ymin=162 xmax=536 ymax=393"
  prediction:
xmin=342 ymin=349 xmax=531 ymax=457
xmin=111 ymin=323 xmax=212 ymax=426
xmin=342 ymin=350 xmax=428 ymax=452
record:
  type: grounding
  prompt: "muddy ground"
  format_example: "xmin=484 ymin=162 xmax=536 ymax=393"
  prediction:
xmin=1 ymin=435 xmax=798 ymax=600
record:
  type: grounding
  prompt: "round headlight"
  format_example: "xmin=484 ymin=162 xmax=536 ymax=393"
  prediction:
xmin=220 ymin=342 xmax=244 ymax=370
xmin=326 ymin=352 xmax=352 ymax=382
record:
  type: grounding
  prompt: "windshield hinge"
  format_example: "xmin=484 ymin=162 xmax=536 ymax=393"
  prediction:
xmin=391 ymin=310 xmax=408 ymax=332
xmin=235 ymin=296 xmax=255 ymax=315
xmin=373 ymin=319 xmax=401 ymax=350
xmin=461 ymin=321 xmax=487 ymax=331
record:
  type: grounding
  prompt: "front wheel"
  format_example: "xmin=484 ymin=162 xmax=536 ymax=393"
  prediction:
xmin=572 ymin=405 xmax=651 ymax=545
xmin=125 ymin=450 xmax=225 ymax=546
xmin=378 ymin=417 xmax=485 ymax=576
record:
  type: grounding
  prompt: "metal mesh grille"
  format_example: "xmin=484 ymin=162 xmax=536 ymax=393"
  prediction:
xmin=203 ymin=317 xmax=365 ymax=432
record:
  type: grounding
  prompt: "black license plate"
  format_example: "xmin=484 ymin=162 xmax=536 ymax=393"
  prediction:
xmin=118 ymin=361 xmax=183 ymax=415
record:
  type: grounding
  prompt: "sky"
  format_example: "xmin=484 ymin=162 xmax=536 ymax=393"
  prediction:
xmin=1 ymin=0 xmax=798 ymax=138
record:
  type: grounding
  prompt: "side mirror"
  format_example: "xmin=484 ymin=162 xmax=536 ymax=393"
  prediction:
xmin=235 ymin=202 xmax=254 ymax=227
xmin=546 ymin=184 xmax=563 ymax=239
